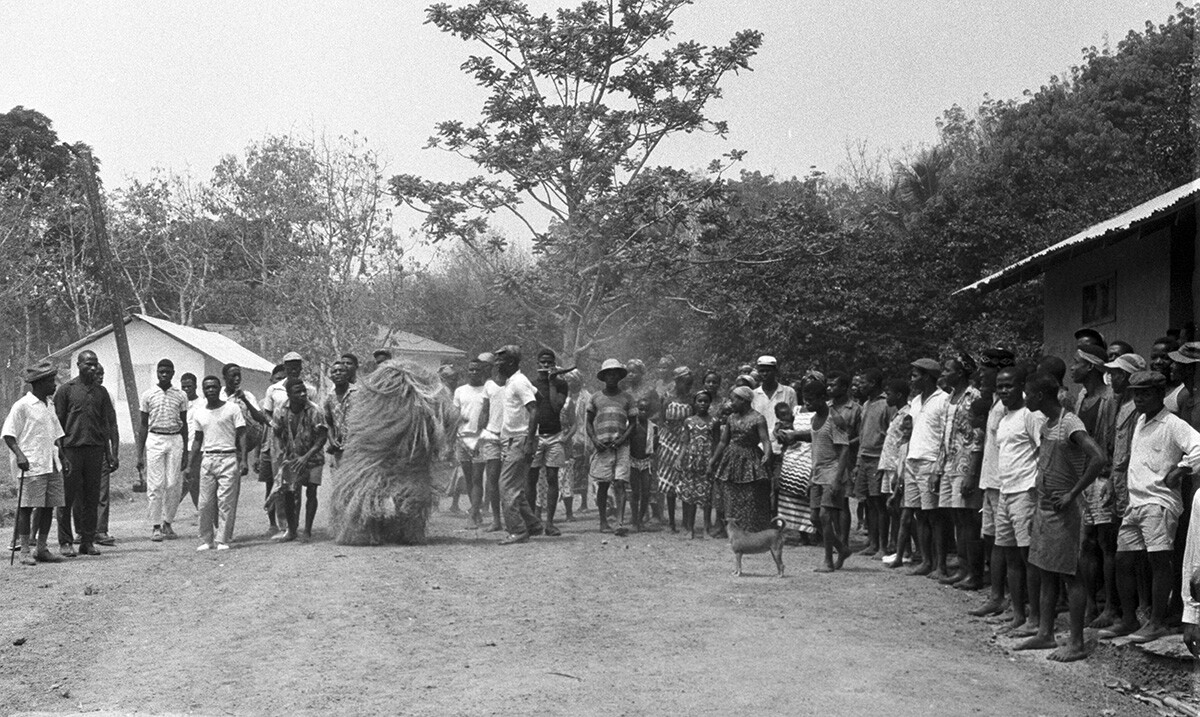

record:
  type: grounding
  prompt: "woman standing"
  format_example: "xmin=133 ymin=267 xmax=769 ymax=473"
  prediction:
xmin=657 ymin=366 xmax=693 ymax=532
xmin=709 ymin=386 xmax=773 ymax=533
xmin=677 ymin=390 xmax=717 ymax=538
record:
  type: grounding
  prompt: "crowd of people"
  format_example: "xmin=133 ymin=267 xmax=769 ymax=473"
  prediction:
xmin=9 ymin=331 xmax=1200 ymax=662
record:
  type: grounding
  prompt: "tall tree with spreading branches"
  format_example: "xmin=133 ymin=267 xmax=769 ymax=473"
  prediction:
xmin=391 ymin=0 xmax=761 ymax=362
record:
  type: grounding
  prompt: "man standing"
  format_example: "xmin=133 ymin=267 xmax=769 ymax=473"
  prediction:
xmin=136 ymin=359 xmax=190 ymax=543
xmin=1071 ymin=345 xmax=1118 ymax=624
xmin=1102 ymin=370 xmax=1200 ymax=643
xmin=494 ymin=345 xmax=542 ymax=544
xmin=528 ymin=349 xmax=568 ymax=536
xmin=178 ymin=373 xmax=201 ymax=510
xmin=476 ymin=352 xmax=505 ymax=532
xmin=54 ymin=350 xmax=117 ymax=557
xmin=340 ymin=353 xmax=360 ymax=383
xmin=261 ymin=353 xmax=315 ymax=534
xmin=3 ymin=361 xmax=66 ymax=565
xmin=452 ymin=357 xmax=489 ymax=527
xmin=853 ymin=368 xmax=893 ymax=556
xmin=270 ymin=377 xmax=328 ymax=542
xmin=750 ymin=355 xmax=797 ymax=473
xmin=92 ymin=365 xmax=119 ymax=546
xmin=188 ymin=376 xmax=246 ymax=551
xmin=323 ymin=359 xmax=356 ymax=485
xmin=905 ymin=358 xmax=949 ymax=578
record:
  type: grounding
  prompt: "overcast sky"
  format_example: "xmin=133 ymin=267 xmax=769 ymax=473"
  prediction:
xmin=1 ymin=0 xmax=1178 ymax=241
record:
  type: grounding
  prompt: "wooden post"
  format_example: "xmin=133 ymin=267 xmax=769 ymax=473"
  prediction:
xmin=77 ymin=150 xmax=140 ymax=447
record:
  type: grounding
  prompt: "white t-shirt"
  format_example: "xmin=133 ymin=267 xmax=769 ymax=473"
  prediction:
xmin=453 ymin=383 xmax=488 ymax=447
xmin=482 ymin=379 xmax=504 ymax=437
xmin=995 ymin=406 xmax=1046 ymax=494
xmin=189 ymin=401 xmax=246 ymax=453
xmin=499 ymin=372 xmax=537 ymax=440
xmin=907 ymin=390 xmax=949 ymax=463
xmin=978 ymin=399 xmax=1005 ymax=491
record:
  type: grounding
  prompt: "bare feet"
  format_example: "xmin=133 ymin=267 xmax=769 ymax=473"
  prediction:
xmin=1009 ymin=619 xmax=1040 ymax=638
xmin=907 ymin=563 xmax=933 ymax=577
xmin=954 ymin=577 xmax=985 ymax=591
xmin=1126 ymin=623 xmax=1171 ymax=644
xmin=929 ymin=569 xmax=952 ymax=582
xmin=835 ymin=547 xmax=851 ymax=570
xmin=886 ymin=558 xmax=905 ymax=569
xmin=1013 ymin=634 xmax=1057 ymax=651
xmin=1047 ymin=643 xmax=1090 ymax=662
xmin=969 ymin=598 xmax=1007 ymax=617
xmin=1097 ymin=621 xmax=1140 ymax=639
xmin=938 ymin=570 xmax=966 ymax=585
xmin=814 ymin=564 xmax=835 ymax=573
xmin=599 ymin=522 xmax=613 ymax=533
xmin=1087 ymin=610 xmax=1118 ymax=630
xmin=858 ymin=546 xmax=878 ymax=557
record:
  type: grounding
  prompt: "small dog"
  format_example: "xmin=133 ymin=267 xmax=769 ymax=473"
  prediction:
xmin=727 ymin=517 xmax=786 ymax=577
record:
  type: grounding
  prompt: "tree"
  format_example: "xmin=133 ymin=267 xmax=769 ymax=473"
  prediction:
xmin=391 ymin=0 xmax=761 ymax=362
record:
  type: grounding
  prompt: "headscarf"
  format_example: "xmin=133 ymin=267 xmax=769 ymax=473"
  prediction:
xmin=731 ymin=386 xmax=754 ymax=402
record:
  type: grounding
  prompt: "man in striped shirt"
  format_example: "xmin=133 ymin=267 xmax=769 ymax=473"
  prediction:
xmin=136 ymin=359 xmax=190 ymax=543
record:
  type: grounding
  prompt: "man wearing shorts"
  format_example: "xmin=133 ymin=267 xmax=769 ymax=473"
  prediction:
xmin=452 ymin=357 xmax=490 ymax=527
xmin=588 ymin=359 xmax=636 ymax=534
xmin=476 ymin=353 xmax=505 ymax=532
xmin=993 ymin=365 xmax=1047 ymax=635
xmin=269 ymin=377 xmax=327 ymax=543
xmin=3 ymin=361 xmax=66 ymax=566
xmin=1102 ymin=370 xmax=1200 ymax=643
xmin=970 ymin=351 xmax=1014 ymax=617
xmin=852 ymin=368 xmax=892 ymax=556
xmin=905 ymin=358 xmax=949 ymax=577
xmin=528 ymin=349 xmax=568 ymax=536
xmin=801 ymin=379 xmax=851 ymax=573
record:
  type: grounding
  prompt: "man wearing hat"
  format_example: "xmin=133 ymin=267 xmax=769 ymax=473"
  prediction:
xmin=905 ymin=358 xmax=951 ymax=578
xmin=3 ymin=362 xmax=66 ymax=565
xmin=588 ymin=359 xmax=637 ymax=533
xmin=493 ymin=345 xmax=543 ymax=544
xmin=135 ymin=358 xmax=190 ymax=543
xmin=751 ymin=355 xmax=797 ymax=462
xmin=1102 ymin=371 xmax=1200 ymax=644
xmin=1071 ymin=344 xmax=1118 ymax=617
xmin=1168 ymin=342 xmax=1200 ymax=424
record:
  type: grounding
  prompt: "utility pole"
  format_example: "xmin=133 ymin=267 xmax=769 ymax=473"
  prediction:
xmin=77 ymin=150 xmax=140 ymax=444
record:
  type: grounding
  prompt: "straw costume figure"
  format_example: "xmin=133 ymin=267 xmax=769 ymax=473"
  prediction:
xmin=329 ymin=360 xmax=458 ymax=545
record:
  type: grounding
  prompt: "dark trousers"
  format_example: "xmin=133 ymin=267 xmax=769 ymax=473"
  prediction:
xmin=58 ymin=446 xmax=105 ymax=547
xmin=96 ymin=467 xmax=111 ymax=535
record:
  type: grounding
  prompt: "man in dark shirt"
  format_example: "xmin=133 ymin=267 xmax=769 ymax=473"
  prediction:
xmin=527 ymin=349 xmax=569 ymax=536
xmin=54 ymin=350 xmax=117 ymax=556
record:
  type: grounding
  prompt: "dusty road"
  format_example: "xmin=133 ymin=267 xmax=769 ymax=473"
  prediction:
xmin=0 ymin=475 xmax=1159 ymax=716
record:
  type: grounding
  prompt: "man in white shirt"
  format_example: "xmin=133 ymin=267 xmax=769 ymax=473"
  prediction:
xmin=475 ymin=353 xmax=505 ymax=532
xmin=493 ymin=345 xmax=542 ymax=544
xmin=751 ymin=355 xmax=797 ymax=457
xmin=3 ymin=361 xmax=66 ymax=565
xmin=904 ymin=358 xmax=950 ymax=578
xmin=1102 ymin=370 xmax=1200 ymax=644
xmin=453 ymin=357 xmax=490 ymax=527
xmin=992 ymin=365 xmax=1048 ymax=636
xmin=188 ymin=375 xmax=247 ymax=551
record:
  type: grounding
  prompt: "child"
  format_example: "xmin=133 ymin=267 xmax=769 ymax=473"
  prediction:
xmin=877 ymin=378 xmax=910 ymax=560
xmin=627 ymin=395 xmax=657 ymax=534
xmin=587 ymin=359 xmax=637 ymax=533
xmin=677 ymin=390 xmax=717 ymax=538
xmin=884 ymin=414 xmax=914 ymax=567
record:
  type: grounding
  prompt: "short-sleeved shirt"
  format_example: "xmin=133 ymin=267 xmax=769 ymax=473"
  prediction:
xmin=1127 ymin=407 xmax=1200 ymax=516
xmin=482 ymin=380 xmax=504 ymax=436
xmin=272 ymin=401 xmax=327 ymax=468
xmin=323 ymin=385 xmax=356 ymax=451
xmin=878 ymin=405 xmax=910 ymax=474
xmin=589 ymin=391 xmax=637 ymax=446
xmin=499 ymin=372 xmax=538 ymax=440
xmin=453 ymin=383 xmax=488 ymax=447
xmin=261 ymin=379 xmax=317 ymax=414
xmin=906 ymin=390 xmax=948 ymax=464
xmin=139 ymin=385 xmax=189 ymax=432
xmin=752 ymin=384 xmax=798 ymax=452
xmin=54 ymin=377 xmax=115 ymax=448
xmin=2 ymin=392 xmax=65 ymax=477
xmin=828 ymin=400 xmax=862 ymax=448
xmin=996 ymin=406 xmax=1046 ymax=494
xmin=857 ymin=395 xmax=893 ymax=458
xmin=979 ymin=399 xmax=1005 ymax=490
xmin=189 ymin=401 xmax=246 ymax=453
xmin=1036 ymin=411 xmax=1088 ymax=510
xmin=810 ymin=412 xmax=845 ymax=486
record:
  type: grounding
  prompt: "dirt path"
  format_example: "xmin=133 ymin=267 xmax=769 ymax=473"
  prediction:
xmin=0 ymin=478 xmax=1159 ymax=716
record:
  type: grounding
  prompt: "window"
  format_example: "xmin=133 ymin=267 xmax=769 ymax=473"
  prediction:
xmin=1081 ymin=275 xmax=1115 ymax=326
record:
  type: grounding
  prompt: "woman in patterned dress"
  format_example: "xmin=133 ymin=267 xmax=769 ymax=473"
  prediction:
xmin=657 ymin=367 xmax=693 ymax=532
xmin=710 ymin=385 xmax=773 ymax=533
xmin=678 ymin=389 xmax=718 ymax=538
xmin=776 ymin=402 xmax=817 ymax=543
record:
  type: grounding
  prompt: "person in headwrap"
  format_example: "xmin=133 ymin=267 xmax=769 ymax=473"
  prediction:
xmin=709 ymin=385 xmax=773 ymax=534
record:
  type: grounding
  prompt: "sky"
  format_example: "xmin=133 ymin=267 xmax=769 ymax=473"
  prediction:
xmin=0 ymin=0 xmax=1180 ymax=243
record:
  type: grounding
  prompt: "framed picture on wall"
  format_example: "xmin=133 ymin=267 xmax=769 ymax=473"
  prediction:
xmin=1081 ymin=274 xmax=1115 ymax=326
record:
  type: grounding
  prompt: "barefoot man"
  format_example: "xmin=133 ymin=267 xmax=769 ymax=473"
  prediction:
xmin=1013 ymin=372 xmax=1106 ymax=661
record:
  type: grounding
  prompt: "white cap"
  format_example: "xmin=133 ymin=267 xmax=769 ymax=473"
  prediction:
xmin=756 ymin=355 xmax=777 ymax=367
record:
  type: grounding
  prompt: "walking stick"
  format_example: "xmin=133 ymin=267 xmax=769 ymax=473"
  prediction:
xmin=10 ymin=469 xmax=26 ymax=566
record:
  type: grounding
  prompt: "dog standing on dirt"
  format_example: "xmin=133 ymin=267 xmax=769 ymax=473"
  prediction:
xmin=727 ymin=517 xmax=786 ymax=577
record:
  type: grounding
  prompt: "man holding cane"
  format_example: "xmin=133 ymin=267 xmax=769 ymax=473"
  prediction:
xmin=3 ymin=361 xmax=66 ymax=566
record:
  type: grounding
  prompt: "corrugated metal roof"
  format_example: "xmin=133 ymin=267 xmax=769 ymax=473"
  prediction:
xmin=47 ymin=314 xmax=275 ymax=373
xmin=374 ymin=326 xmax=466 ymax=357
xmin=955 ymin=178 xmax=1200 ymax=295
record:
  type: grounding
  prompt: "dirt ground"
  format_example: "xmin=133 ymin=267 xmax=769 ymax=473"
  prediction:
xmin=0 ymin=473 xmax=1172 ymax=716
